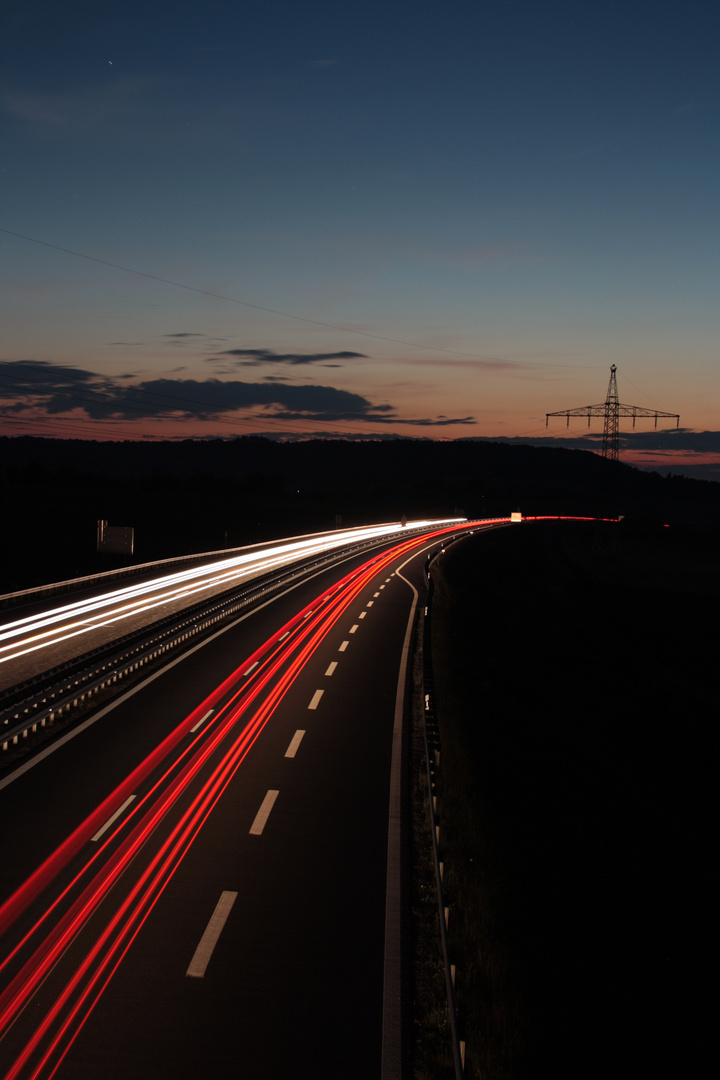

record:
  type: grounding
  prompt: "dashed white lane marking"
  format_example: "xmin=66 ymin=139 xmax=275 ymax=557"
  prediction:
xmin=308 ymin=689 xmax=324 ymax=710
xmin=92 ymin=795 xmax=136 ymax=842
xmin=359 ymin=611 xmax=367 ymax=619
xmin=303 ymin=609 xmax=314 ymax=619
xmin=366 ymin=600 xmax=374 ymax=607
xmin=325 ymin=661 xmax=337 ymax=676
xmin=349 ymin=625 xmax=359 ymax=634
xmin=373 ymin=591 xmax=380 ymax=597
xmin=190 ymin=708 xmax=214 ymax=733
xmin=249 ymin=790 xmax=279 ymax=835
xmin=243 ymin=661 xmax=259 ymax=676
xmin=380 ymin=585 xmax=386 ymax=590
xmin=285 ymin=730 xmax=305 ymax=758
xmin=339 ymin=641 xmax=349 ymax=652
xmin=279 ymin=631 xmax=290 ymax=641
xmin=385 ymin=577 xmax=391 ymax=582
xmin=186 ymin=891 xmax=238 ymax=978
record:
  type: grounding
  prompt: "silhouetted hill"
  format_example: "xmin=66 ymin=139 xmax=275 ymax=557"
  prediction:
xmin=1 ymin=436 xmax=718 ymax=593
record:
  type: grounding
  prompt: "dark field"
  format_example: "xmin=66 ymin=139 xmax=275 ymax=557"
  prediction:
xmin=429 ymin=520 xmax=717 ymax=1079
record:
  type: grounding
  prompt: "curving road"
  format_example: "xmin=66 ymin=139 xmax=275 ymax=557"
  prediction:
xmin=0 ymin=520 xmax=502 ymax=1079
xmin=0 ymin=519 xmax=465 ymax=691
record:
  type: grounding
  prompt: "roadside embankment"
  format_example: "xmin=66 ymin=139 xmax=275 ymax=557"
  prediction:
xmin=424 ymin=519 xmax=717 ymax=1079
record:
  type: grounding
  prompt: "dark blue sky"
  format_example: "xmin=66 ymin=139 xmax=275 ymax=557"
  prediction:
xmin=2 ymin=1 xmax=718 ymax=474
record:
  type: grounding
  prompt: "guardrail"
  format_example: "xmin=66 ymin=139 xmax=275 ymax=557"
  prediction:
xmin=0 ymin=520 xmax=464 ymax=611
xmin=1 ymin=525 xmax=439 ymax=755
xmin=422 ymin=555 xmax=465 ymax=1078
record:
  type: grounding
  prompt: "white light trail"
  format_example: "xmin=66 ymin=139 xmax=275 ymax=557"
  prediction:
xmin=0 ymin=519 xmax=463 ymax=667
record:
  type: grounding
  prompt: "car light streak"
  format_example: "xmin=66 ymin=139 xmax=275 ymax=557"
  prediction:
xmin=0 ymin=522 xmax=475 ymax=945
xmin=0 ymin=581 xmax=339 ymax=942
xmin=0 ymin=519 xmax=463 ymax=668
xmin=0 ymin=522 xmax=473 ymax=1078
xmin=2 ymin=589 xmax=364 ymax=1070
xmin=0 ymin=527 xmax=432 ymax=947
xmin=1 ymin=602 xmax=332 ymax=1047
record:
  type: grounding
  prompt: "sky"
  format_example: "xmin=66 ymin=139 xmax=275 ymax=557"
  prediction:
xmin=1 ymin=1 xmax=719 ymax=477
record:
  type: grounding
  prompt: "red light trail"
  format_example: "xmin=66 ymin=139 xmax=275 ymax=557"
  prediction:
xmin=0 ymin=522 xmax=472 ymax=1079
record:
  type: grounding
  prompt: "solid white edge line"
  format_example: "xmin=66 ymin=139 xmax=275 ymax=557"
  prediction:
xmin=308 ymin=689 xmax=324 ymax=710
xmin=186 ymin=890 xmax=238 ymax=978
xmin=190 ymin=708 xmax=214 ymax=733
xmin=285 ymin=730 xmax=305 ymax=758
xmin=249 ymin=789 xmax=279 ymax=835
xmin=382 ymin=535 xmax=452 ymax=1080
xmin=325 ymin=662 xmax=337 ymax=676
xmin=91 ymin=794 xmax=136 ymax=842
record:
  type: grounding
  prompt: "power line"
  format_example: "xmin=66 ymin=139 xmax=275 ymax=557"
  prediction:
xmin=0 ymin=226 xmax=603 ymax=370
xmin=546 ymin=365 xmax=679 ymax=463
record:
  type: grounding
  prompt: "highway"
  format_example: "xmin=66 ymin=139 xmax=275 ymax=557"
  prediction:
xmin=0 ymin=519 xmax=493 ymax=1079
xmin=0 ymin=519 xmax=463 ymax=691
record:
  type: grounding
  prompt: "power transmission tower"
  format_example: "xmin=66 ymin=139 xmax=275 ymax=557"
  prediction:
xmin=546 ymin=365 xmax=680 ymax=463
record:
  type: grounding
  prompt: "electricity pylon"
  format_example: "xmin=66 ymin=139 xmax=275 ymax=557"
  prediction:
xmin=546 ymin=365 xmax=680 ymax=463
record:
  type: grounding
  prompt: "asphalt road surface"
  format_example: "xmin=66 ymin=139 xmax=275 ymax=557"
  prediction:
xmin=0 ymin=525 xmax=474 ymax=1079
xmin=0 ymin=520 xmax=461 ymax=691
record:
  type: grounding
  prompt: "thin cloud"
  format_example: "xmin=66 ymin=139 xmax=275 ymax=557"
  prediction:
xmin=212 ymin=349 xmax=367 ymax=367
xmin=393 ymin=416 xmax=474 ymax=427
xmin=621 ymin=429 xmax=720 ymax=452
xmin=474 ymin=428 xmax=715 ymax=453
xmin=401 ymin=356 xmax=537 ymax=373
xmin=162 ymin=332 xmax=228 ymax=349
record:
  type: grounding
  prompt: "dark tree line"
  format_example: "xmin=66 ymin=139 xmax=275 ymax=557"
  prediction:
xmin=1 ymin=435 xmax=717 ymax=594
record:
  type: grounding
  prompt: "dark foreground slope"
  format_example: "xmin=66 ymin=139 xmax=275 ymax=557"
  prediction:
xmin=429 ymin=520 xmax=717 ymax=1079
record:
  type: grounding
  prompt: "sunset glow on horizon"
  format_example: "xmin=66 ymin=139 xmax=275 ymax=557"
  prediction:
xmin=2 ymin=2 xmax=718 ymax=478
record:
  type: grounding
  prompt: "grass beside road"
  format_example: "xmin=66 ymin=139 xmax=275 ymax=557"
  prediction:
xmin=422 ymin=519 xmax=718 ymax=1079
